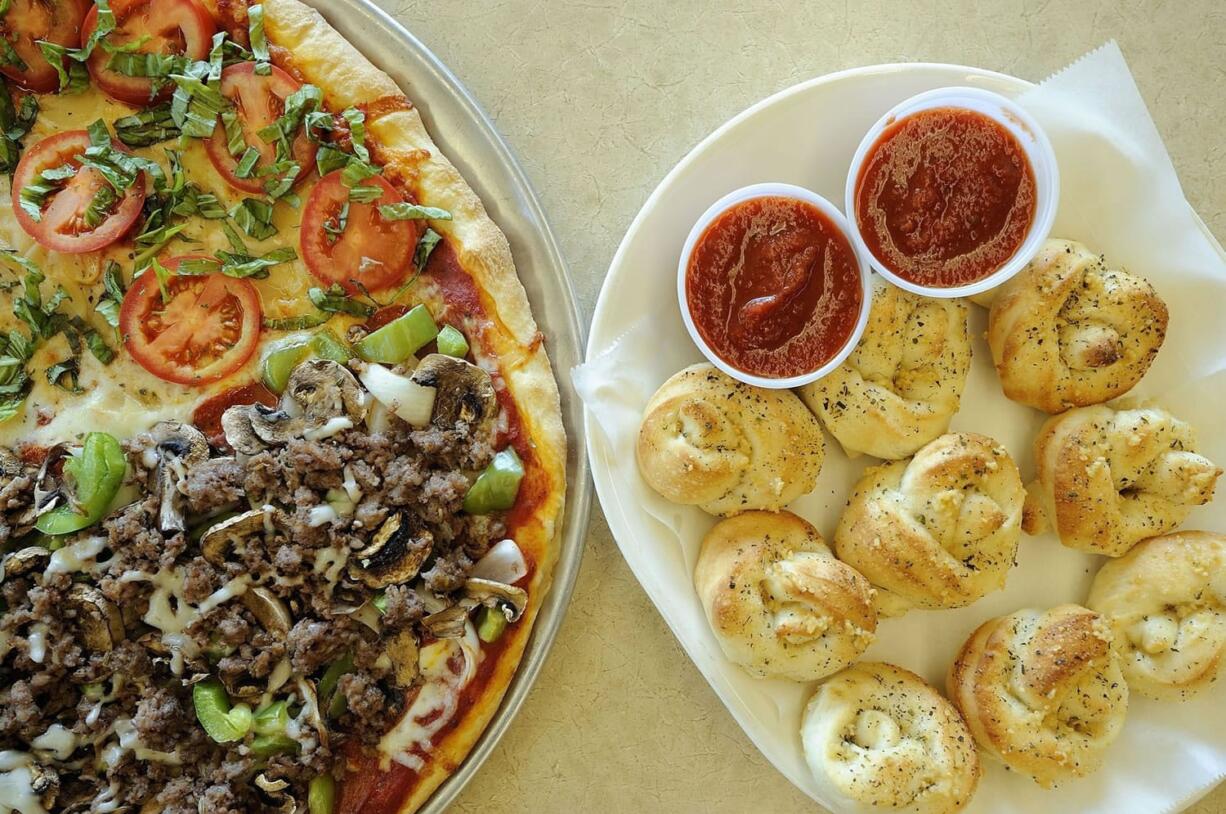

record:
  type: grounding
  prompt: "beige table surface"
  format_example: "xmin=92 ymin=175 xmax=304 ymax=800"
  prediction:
xmin=371 ymin=1 xmax=1226 ymax=811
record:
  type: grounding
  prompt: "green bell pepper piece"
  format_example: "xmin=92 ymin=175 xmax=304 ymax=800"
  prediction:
xmin=353 ymin=304 xmax=438 ymax=364
xmin=253 ymin=700 xmax=290 ymax=736
xmin=435 ymin=324 xmax=468 ymax=358
xmin=309 ymin=774 xmax=336 ymax=814
xmin=261 ymin=337 xmax=312 ymax=393
xmin=311 ymin=328 xmax=352 ymax=363
xmin=250 ymin=733 xmax=300 ymax=757
xmin=463 ymin=448 xmax=524 ymax=514
xmin=371 ymin=591 xmax=388 ymax=615
xmin=192 ymin=679 xmax=253 ymax=743
xmin=36 ymin=432 xmax=127 ymax=535
xmin=476 ymin=605 xmax=508 ymax=643
xmin=317 ymin=652 xmax=353 ymax=719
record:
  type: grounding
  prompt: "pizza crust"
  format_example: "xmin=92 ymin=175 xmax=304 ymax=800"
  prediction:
xmin=261 ymin=2 xmax=568 ymax=812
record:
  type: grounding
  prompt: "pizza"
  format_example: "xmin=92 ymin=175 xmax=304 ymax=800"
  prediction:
xmin=0 ymin=1 xmax=567 ymax=812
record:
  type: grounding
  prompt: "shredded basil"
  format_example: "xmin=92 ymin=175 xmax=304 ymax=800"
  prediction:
xmin=314 ymin=145 xmax=350 ymax=176
xmin=304 ymin=110 xmax=334 ymax=142
xmin=114 ymin=103 xmax=181 ymax=147
xmin=66 ymin=316 xmax=114 ymax=365
xmin=177 ymin=246 xmax=296 ymax=280
xmin=231 ymin=198 xmax=277 ymax=240
xmin=169 ymin=33 xmax=226 ymax=138
xmin=0 ymin=34 xmax=24 ymax=71
xmin=75 ymin=0 xmax=115 ymax=61
xmin=377 ymin=203 xmax=452 ymax=222
xmin=103 ymin=261 xmax=125 ymax=301
xmin=258 ymin=84 xmax=322 ymax=145
xmin=341 ymin=108 xmax=370 ymax=161
xmin=95 ymin=261 xmax=125 ymax=332
xmin=263 ymin=312 xmax=330 ymax=331
xmin=260 ymin=158 xmax=300 ymax=201
xmin=83 ymin=185 xmax=119 ymax=229
xmin=0 ymin=77 xmax=37 ymax=174
xmin=78 ymin=119 xmax=166 ymax=192
xmin=36 ymin=41 xmax=89 ymax=93
xmin=149 ymin=258 xmax=173 ymax=304
xmin=248 ymin=4 xmax=271 ymax=75
xmin=323 ymin=200 xmax=350 ymax=243
xmin=18 ymin=164 xmax=75 ymax=223
xmin=234 ymin=147 xmax=261 ymax=179
xmin=308 ymin=285 xmax=375 ymax=318
xmin=94 ymin=298 xmax=120 ymax=330
xmin=413 ymin=228 xmax=442 ymax=271
xmin=46 ymin=358 xmax=82 ymax=393
xmin=221 ymin=108 xmax=247 ymax=157
xmin=221 ymin=220 xmax=249 ymax=254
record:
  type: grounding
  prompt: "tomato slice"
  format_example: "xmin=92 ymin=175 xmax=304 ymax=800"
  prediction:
xmin=120 ymin=256 xmax=263 ymax=386
xmin=301 ymin=171 xmax=422 ymax=293
xmin=12 ymin=130 xmax=147 ymax=254
xmin=83 ymin=0 xmax=216 ymax=106
xmin=0 ymin=0 xmax=91 ymax=92
xmin=204 ymin=62 xmax=316 ymax=194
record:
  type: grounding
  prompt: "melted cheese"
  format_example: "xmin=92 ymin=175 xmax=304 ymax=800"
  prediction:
xmin=29 ymin=725 xmax=77 ymax=762
xmin=306 ymin=504 xmax=338 ymax=527
xmin=311 ymin=545 xmax=349 ymax=590
xmin=378 ymin=623 xmax=481 ymax=770
xmin=0 ymin=87 xmax=331 ymax=447
xmin=44 ymin=535 xmax=108 ymax=577
xmin=0 ymin=751 xmax=46 ymax=814
xmin=130 ymin=567 xmax=252 ymax=674
xmin=25 ymin=624 xmax=47 ymax=665
xmin=111 ymin=718 xmax=181 ymax=766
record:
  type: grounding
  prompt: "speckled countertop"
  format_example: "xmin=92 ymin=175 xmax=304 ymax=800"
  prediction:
xmin=372 ymin=2 xmax=1226 ymax=811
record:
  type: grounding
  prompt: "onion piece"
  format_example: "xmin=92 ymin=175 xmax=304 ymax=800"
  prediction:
xmin=358 ymin=363 xmax=436 ymax=428
xmin=470 ymin=539 xmax=528 ymax=584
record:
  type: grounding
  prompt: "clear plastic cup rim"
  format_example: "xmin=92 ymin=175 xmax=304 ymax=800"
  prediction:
xmin=843 ymin=86 xmax=1060 ymax=299
xmin=676 ymin=182 xmax=873 ymax=390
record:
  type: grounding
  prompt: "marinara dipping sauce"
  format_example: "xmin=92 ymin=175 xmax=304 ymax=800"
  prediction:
xmin=684 ymin=195 xmax=863 ymax=380
xmin=854 ymin=107 xmax=1036 ymax=289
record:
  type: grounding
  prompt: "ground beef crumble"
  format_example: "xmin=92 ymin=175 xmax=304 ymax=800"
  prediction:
xmin=0 ymin=359 xmax=516 ymax=811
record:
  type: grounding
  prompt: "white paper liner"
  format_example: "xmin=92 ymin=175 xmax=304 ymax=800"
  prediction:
xmin=576 ymin=43 xmax=1226 ymax=814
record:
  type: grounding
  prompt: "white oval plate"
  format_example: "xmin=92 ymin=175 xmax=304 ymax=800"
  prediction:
xmin=584 ymin=63 xmax=1226 ymax=814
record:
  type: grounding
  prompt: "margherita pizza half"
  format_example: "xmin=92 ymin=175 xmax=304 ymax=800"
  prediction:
xmin=0 ymin=1 xmax=567 ymax=812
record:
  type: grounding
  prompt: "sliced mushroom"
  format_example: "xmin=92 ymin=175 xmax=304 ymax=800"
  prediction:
xmin=33 ymin=444 xmax=72 ymax=517
xmin=241 ymin=588 xmax=292 ymax=633
xmin=297 ymin=677 xmax=329 ymax=750
xmin=410 ymin=354 xmax=496 ymax=433
xmin=464 ymin=578 xmax=529 ymax=623
xmin=223 ymin=361 xmax=366 ymax=452
xmin=348 ymin=514 xmax=433 ymax=589
xmin=148 ymin=422 xmax=208 ymax=533
xmin=1 ymin=546 xmax=50 ymax=582
xmin=288 ymin=360 xmax=367 ymax=423
xmin=420 ymin=578 xmax=527 ymax=639
xmin=253 ymin=772 xmax=294 ymax=813
xmin=386 ymin=629 xmax=420 ymax=686
xmin=421 ymin=603 xmax=473 ymax=639
xmin=66 ymin=585 xmax=125 ymax=651
xmin=200 ymin=506 xmax=272 ymax=566
xmin=220 ymin=403 xmax=277 ymax=455
xmin=254 ymin=774 xmax=289 ymax=793
xmin=27 ymin=763 xmax=59 ymax=810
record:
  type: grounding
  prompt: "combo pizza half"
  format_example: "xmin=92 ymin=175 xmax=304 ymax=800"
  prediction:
xmin=0 ymin=1 xmax=566 ymax=812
